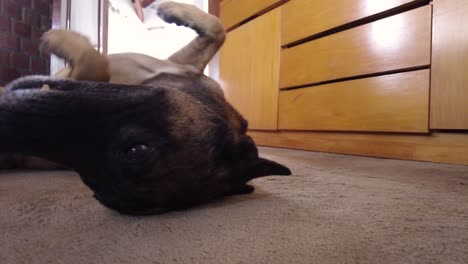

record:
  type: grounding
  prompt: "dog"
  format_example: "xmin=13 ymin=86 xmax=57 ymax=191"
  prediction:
xmin=1 ymin=2 xmax=224 ymax=169
xmin=0 ymin=1 xmax=291 ymax=215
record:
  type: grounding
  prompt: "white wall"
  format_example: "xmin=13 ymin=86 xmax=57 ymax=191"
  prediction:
xmin=108 ymin=0 xmax=208 ymax=60
xmin=50 ymin=0 xmax=101 ymax=75
xmin=50 ymin=0 xmax=68 ymax=75
xmin=51 ymin=0 xmax=210 ymax=74
xmin=70 ymin=0 xmax=100 ymax=47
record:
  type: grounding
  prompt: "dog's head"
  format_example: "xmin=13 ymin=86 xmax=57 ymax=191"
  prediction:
xmin=0 ymin=75 xmax=290 ymax=215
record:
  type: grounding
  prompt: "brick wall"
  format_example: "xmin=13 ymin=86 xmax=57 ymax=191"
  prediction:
xmin=0 ymin=0 xmax=53 ymax=86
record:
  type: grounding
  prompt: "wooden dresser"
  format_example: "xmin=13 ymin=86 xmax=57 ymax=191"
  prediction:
xmin=216 ymin=0 xmax=468 ymax=165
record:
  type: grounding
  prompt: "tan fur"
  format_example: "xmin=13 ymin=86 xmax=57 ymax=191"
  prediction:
xmin=8 ymin=1 xmax=226 ymax=170
xmin=42 ymin=29 xmax=110 ymax=82
xmin=42 ymin=2 xmax=225 ymax=86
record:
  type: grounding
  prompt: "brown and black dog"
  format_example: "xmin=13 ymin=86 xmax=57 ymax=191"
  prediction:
xmin=0 ymin=1 xmax=291 ymax=215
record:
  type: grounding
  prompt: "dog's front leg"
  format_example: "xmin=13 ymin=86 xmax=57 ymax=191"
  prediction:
xmin=157 ymin=2 xmax=225 ymax=72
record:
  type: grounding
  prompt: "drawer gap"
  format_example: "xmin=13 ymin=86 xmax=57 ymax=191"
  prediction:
xmin=283 ymin=0 xmax=430 ymax=49
xmin=280 ymin=65 xmax=429 ymax=91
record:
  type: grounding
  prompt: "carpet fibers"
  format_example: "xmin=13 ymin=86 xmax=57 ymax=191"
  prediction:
xmin=1 ymin=147 xmax=467 ymax=264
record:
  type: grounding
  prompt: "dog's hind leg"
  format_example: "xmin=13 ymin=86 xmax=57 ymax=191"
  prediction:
xmin=41 ymin=29 xmax=110 ymax=82
xmin=157 ymin=2 xmax=225 ymax=72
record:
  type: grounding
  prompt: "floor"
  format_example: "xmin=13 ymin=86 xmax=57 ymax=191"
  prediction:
xmin=1 ymin=147 xmax=467 ymax=264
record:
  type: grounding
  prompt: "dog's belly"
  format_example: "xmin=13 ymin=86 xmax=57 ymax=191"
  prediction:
xmin=107 ymin=53 xmax=197 ymax=85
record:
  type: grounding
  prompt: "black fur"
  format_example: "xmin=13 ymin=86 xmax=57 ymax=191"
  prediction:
xmin=0 ymin=75 xmax=291 ymax=215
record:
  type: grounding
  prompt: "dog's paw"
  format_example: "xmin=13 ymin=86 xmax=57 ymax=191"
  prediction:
xmin=156 ymin=1 xmax=223 ymax=37
xmin=41 ymin=29 xmax=66 ymax=51
xmin=156 ymin=2 xmax=198 ymax=28
xmin=40 ymin=29 xmax=95 ymax=64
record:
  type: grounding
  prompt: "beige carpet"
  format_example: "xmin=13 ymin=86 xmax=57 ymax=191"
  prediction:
xmin=1 ymin=147 xmax=467 ymax=264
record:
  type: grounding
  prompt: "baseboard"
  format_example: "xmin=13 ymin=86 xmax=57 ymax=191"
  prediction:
xmin=249 ymin=130 xmax=468 ymax=166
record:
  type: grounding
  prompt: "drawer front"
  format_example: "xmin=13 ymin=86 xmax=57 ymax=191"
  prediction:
xmin=220 ymin=9 xmax=282 ymax=130
xmin=280 ymin=6 xmax=431 ymax=89
xmin=278 ymin=70 xmax=430 ymax=133
xmin=281 ymin=0 xmax=420 ymax=45
xmin=430 ymin=0 xmax=468 ymax=129
xmin=220 ymin=0 xmax=284 ymax=29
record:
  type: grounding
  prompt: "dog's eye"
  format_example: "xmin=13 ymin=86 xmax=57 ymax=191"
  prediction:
xmin=126 ymin=144 xmax=150 ymax=161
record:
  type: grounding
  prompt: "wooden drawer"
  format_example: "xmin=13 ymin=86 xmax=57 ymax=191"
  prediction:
xmin=280 ymin=6 xmax=431 ymax=89
xmin=430 ymin=0 xmax=468 ymax=129
xmin=281 ymin=0 xmax=423 ymax=45
xmin=278 ymin=70 xmax=430 ymax=133
xmin=220 ymin=9 xmax=281 ymax=130
xmin=220 ymin=0 xmax=284 ymax=29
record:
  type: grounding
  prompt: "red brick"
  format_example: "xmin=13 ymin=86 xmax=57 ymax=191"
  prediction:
xmin=0 ymin=32 xmax=18 ymax=50
xmin=0 ymin=67 xmax=20 ymax=85
xmin=40 ymin=48 xmax=50 ymax=58
xmin=21 ymin=70 xmax=34 ymax=76
xmin=10 ymin=53 xmax=30 ymax=69
xmin=31 ymin=26 xmax=44 ymax=40
xmin=41 ymin=16 xmax=51 ymax=30
xmin=21 ymin=39 xmax=39 ymax=55
xmin=0 ymin=16 xmax=10 ymax=31
xmin=2 ymin=1 xmax=21 ymax=20
xmin=16 ymin=0 xmax=32 ymax=7
xmin=32 ymin=0 xmax=50 ymax=17
xmin=22 ymin=9 xmax=42 ymax=27
xmin=0 ymin=50 xmax=9 ymax=66
xmin=31 ymin=57 xmax=48 ymax=74
xmin=13 ymin=21 xmax=32 ymax=38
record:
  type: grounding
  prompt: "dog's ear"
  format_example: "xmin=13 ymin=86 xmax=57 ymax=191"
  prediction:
xmin=243 ymin=158 xmax=291 ymax=181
